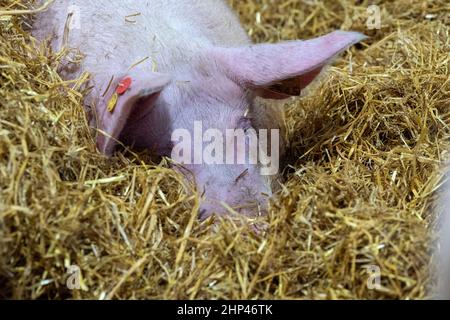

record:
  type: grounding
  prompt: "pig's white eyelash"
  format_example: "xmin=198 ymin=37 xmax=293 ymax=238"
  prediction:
xmin=238 ymin=117 xmax=253 ymax=132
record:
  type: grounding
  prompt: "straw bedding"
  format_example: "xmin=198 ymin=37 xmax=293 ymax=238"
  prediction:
xmin=0 ymin=0 xmax=449 ymax=299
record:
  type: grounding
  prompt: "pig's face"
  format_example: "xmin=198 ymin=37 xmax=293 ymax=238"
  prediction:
xmin=163 ymin=74 xmax=276 ymax=218
xmin=95 ymin=31 xmax=366 ymax=218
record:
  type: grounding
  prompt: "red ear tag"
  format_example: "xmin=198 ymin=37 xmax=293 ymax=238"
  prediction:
xmin=116 ymin=77 xmax=132 ymax=95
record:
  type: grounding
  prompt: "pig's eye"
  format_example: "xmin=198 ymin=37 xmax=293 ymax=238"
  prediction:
xmin=238 ymin=117 xmax=253 ymax=132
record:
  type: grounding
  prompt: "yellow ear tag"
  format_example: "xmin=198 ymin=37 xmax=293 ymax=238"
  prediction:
xmin=107 ymin=92 xmax=119 ymax=113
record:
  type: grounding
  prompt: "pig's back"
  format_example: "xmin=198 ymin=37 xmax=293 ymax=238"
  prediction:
xmin=32 ymin=0 xmax=250 ymax=79
xmin=436 ymin=182 xmax=450 ymax=299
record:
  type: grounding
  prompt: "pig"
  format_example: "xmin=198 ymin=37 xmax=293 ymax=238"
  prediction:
xmin=32 ymin=0 xmax=366 ymax=219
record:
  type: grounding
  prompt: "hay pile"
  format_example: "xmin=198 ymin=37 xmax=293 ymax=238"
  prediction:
xmin=0 ymin=0 xmax=449 ymax=299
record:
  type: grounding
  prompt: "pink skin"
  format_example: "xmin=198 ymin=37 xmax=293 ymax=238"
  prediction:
xmin=32 ymin=1 xmax=366 ymax=218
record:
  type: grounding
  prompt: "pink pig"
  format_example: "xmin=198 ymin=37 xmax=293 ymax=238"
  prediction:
xmin=32 ymin=0 xmax=365 ymax=218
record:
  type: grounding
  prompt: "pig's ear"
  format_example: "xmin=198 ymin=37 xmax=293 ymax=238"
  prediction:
xmin=213 ymin=31 xmax=366 ymax=99
xmin=95 ymin=71 xmax=170 ymax=155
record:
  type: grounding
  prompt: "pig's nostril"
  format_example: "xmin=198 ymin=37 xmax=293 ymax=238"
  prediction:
xmin=199 ymin=209 xmax=207 ymax=219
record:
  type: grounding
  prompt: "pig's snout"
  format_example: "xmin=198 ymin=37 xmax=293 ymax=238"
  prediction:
xmin=198 ymin=199 xmax=268 ymax=220
xmin=191 ymin=164 xmax=273 ymax=219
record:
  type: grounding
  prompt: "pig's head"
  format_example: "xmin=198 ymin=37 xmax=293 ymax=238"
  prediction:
xmin=94 ymin=31 xmax=365 ymax=219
